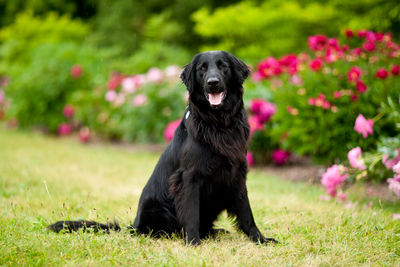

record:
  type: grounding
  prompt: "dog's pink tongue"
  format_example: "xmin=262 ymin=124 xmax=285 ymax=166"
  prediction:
xmin=208 ymin=92 xmax=223 ymax=105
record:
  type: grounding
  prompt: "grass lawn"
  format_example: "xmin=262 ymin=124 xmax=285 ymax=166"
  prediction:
xmin=1 ymin=129 xmax=399 ymax=266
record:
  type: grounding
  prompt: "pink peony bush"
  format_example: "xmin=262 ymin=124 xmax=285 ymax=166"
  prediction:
xmin=251 ymin=29 xmax=399 ymax=163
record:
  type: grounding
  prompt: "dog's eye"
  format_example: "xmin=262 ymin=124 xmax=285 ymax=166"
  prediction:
xmin=200 ymin=66 xmax=207 ymax=72
xmin=219 ymin=64 xmax=227 ymax=70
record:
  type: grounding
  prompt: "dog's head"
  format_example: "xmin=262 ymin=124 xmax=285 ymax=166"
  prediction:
xmin=181 ymin=51 xmax=250 ymax=110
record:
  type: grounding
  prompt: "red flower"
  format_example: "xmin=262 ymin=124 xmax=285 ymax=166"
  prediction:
xmin=347 ymin=66 xmax=362 ymax=82
xmin=356 ymin=80 xmax=367 ymax=92
xmin=391 ymin=65 xmax=399 ymax=76
xmin=376 ymin=68 xmax=389 ymax=79
xmin=308 ymin=35 xmax=327 ymax=51
xmin=362 ymin=41 xmax=376 ymax=52
xmin=309 ymin=58 xmax=323 ymax=71
xmin=70 ymin=64 xmax=83 ymax=78
xmin=272 ymin=149 xmax=291 ymax=166
xmin=63 ymin=104 xmax=75 ymax=118
xmin=58 ymin=123 xmax=72 ymax=136
xmin=345 ymin=29 xmax=354 ymax=38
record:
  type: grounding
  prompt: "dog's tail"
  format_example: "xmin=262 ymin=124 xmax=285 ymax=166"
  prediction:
xmin=47 ymin=220 xmax=121 ymax=233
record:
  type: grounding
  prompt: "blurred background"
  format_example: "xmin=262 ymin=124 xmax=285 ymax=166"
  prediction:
xmin=0 ymin=0 xmax=399 ymax=179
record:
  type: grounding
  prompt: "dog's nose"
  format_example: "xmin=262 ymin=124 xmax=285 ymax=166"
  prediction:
xmin=207 ymin=77 xmax=220 ymax=87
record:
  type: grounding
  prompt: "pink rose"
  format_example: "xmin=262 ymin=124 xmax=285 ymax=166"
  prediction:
xmin=164 ymin=119 xmax=181 ymax=142
xmin=347 ymin=147 xmax=366 ymax=170
xmin=63 ymin=104 xmax=75 ymax=118
xmin=382 ymin=149 xmax=400 ymax=170
xmin=146 ymin=67 xmax=164 ymax=83
xmin=246 ymin=151 xmax=254 ymax=167
xmin=132 ymin=94 xmax=148 ymax=107
xmin=272 ymin=149 xmax=290 ymax=166
xmin=70 ymin=64 xmax=83 ymax=78
xmin=355 ymin=80 xmax=367 ymax=92
xmin=354 ymin=114 xmax=373 ymax=138
xmin=58 ymin=123 xmax=72 ymax=136
xmin=248 ymin=115 xmax=264 ymax=136
xmin=321 ymin=165 xmax=348 ymax=197
xmin=105 ymin=91 xmax=117 ymax=102
xmin=376 ymin=68 xmax=389 ymax=79
xmin=79 ymin=127 xmax=91 ymax=143
xmin=391 ymin=65 xmax=399 ymax=76
xmin=347 ymin=66 xmax=362 ymax=82
xmin=309 ymin=58 xmax=323 ymax=72
xmin=308 ymin=35 xmax=327 ymax=51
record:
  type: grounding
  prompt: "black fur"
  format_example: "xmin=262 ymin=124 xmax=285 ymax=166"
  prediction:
xmin=48 ymin=51 xmax=278 ymax=245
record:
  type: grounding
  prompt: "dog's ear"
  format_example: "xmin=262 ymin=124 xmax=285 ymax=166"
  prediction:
xmin=224 ymin=51 xmax=250 ymax=85
xmin=180 ymin=55 xmax=198 ymax=94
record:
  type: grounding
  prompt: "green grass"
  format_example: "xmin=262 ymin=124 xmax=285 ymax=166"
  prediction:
xmin=1 ymin=129 xmax=399 ymax=266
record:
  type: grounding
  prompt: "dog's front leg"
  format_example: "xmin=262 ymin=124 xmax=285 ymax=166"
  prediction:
xmin=231 ymin=189 xmax=278 ymax=244
xmin=175 ymin=170 xmax=201 ymax=245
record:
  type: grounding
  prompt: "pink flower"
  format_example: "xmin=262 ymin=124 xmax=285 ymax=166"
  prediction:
xmin=279 ymin=54 xmax=298 ymax=74
xmin=321 ymin=165 xmax=348 ymax=197
xmin=345 ymin=29 xmax=354 ymax=38
xmin=347 ymin=66 xmax=362 ymax=82
xmin=146 ymin=67 xmax=164 ymax=83
xmin=248 ymin=115 xmax=264 ymax=136
xmin=70 ymin=64 xmax=83 ymax=78
xmin=58 ymin=123 xmax=72 ymax=136
xmin=309 ymin=58 xmax=323 ymax=71
xmin=63 ymin=104 xmax=75 ymax=118
xmin=164 ymin=119 xmax=181 ymax=142
xmin=347 ymin=147 xmax=366 ymax=170
xmin=272 ymin=149 xmax=290 ymax=166
xmin=247 ymin=151 xmax=254 ymax=167
xmin=338 ymin=192 xmax=347 ymax=201
xmin=107 ymin=73 xmax=123 ymax=90
xmin=251 ymin=71 xmax=264 ymax=82
xmin=352 ymin=48 xmax=362 ymax=56
xmin=393 ymin=162 xmax=400 ymax=174
xmin=355 ymin=80 xmax=367 ymax=92
xmin=308 ymin=35 xmax=327 ymax=51
xmin=308 ymin=98 xmax=316 ymax=106
xmin=357 ymin=30 xmax=367 ymax=38
xmin=165 ymin=65 xmax=181 ymax=78
xmin=249 ymin=99 xmax=276 ymax=123
xmin=391 ymin=65 xmax=400 ymax=75
xmin=0 ymin=90 xmax=4 ymax=105
xmin=362 ymin=41 xmax=376 ymax=52
xmin=333 ymin=91 xmax=342 ymax=98
xmin=105 ymin=90 xmax=117 ymax=102
xmin=132 ymin=94 xmax=148 ymax=107
xmin=290 ymin=74 xmax=303 ymax=86
xmin=382 ymin=149 xmax=400 ymax=170
xmin=376 ymin=68 xmax=389 ymax=79
xmin=121 ymin=77 xmax=138 ymax=93
xmin=354 ymin=114 xmax=373 ymax=138
xmin=257 ymin=57 xmax=282 ymax=78
xmin=387 ymin=177 xmax=400 ymax=198
xmin=79 ymin=127 xmax=91 ymax=143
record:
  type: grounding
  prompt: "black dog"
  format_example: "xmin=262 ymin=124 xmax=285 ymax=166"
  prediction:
xmin=49 ymin=51 xmax=278 ymax=245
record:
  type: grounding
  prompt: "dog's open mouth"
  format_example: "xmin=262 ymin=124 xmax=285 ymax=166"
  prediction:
xmin=205 ymin=92 xmax=226 ymax=107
